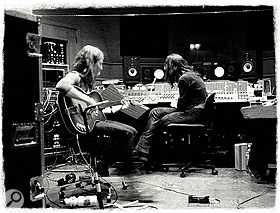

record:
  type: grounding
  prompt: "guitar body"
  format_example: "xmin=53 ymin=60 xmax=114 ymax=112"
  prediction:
xmin=58 ymin=87 xmax=107 ymax=135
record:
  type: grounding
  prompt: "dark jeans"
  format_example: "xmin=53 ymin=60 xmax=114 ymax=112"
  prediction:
xmin=79 ymin=120 xmax=137 ymax=165
xmin=135 ymin=107 xmax=204 ymax=154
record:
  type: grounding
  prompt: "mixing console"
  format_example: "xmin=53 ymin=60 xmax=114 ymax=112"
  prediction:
xmin=121 ymin=80 xmax=250 ymax=104
xmin=121 ymin=83 xmax=179 ymax=104
xmin=205 ymin=80 xmax=249 ymax=102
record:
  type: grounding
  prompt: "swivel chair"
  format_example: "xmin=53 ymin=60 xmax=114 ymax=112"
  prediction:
xmin=161 ymin=93 xmax=218 ymax=177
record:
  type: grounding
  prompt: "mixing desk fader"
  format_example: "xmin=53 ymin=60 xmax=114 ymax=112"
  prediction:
xmin=205 ymin=80 xmax=249 ymax=102
xmin=123 ymin=83 xmax=179 ymax=104
xmin=121 ymin=80 xmax=249 ymax=104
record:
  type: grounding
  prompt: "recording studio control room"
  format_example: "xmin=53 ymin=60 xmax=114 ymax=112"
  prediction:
xmin=2 ymin=4 xmax=278 ymax=210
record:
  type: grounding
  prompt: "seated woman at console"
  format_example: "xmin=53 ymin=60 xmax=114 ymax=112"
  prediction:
xmin=133 ymin=54 xmax=208 ymax=164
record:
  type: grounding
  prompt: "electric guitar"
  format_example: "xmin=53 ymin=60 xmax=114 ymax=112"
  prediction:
xmin=57 ymin=86 xmax=130 ymax=135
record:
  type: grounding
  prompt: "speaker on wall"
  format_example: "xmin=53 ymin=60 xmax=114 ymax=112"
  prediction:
xmin=225 ymin=62 xmax=241 ymax=80
xmin=211 ymin=62 xmax=240 ymax=80
xmin=239 ymin=50 xmax=261 ymax=80
xmin=141 ymin=65 xmax=164 ymax=84
xmin=212 ymin=64 xmax=226 ymax=80
xmin=123 ymin=56 xmax=141 ymax=84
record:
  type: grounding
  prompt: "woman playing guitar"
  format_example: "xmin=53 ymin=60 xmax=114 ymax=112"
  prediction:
xmin=56 ymin=45 xmax=138 ymax=176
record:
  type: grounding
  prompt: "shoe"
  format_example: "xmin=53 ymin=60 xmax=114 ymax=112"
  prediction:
xmin=132 ymin=150 xmax=149 ymax=162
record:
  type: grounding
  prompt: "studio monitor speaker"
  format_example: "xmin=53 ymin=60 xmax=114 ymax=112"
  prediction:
xmin=239 ymin=50 xmax=260 ymax=80
xmin=211 ymin=64 xmax=227 ymax=80
xmin=225 ymin=62 xmax=241 ymax=80
xmin=211 ymin=62 xmax=240 ymax=80
xmin=123 ymin=56 xmax=141 ymax=84
xmin=141 ymin=64 xmax=164 ymax=84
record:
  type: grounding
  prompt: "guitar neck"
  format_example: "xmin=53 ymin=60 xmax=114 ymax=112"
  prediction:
xmin=74 ymin=86 xmax=122 ymax=109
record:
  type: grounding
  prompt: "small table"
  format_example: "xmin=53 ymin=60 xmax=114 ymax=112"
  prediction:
xmin=240 ymin=104 xmax=277 ymax=181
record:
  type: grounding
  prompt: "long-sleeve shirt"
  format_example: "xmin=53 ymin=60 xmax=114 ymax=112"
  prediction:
xmin=177 ymin=71 xmax=207 ymax=111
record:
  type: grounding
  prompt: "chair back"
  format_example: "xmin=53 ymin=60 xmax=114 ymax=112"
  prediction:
xmin=202 ymin=93 xmax=216 ymax=130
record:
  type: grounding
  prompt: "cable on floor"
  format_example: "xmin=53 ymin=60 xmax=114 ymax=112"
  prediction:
xmin=44 ymin=134 xmax=119 ymax=209
xmin=237 ymin=186 xmax=276 ymax=209
xmin=130 ymin=180 xmax=190 ymax=196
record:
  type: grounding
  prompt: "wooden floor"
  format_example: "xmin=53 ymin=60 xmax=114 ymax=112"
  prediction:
xmin=43 ymin=163 xmax=276 ymax=211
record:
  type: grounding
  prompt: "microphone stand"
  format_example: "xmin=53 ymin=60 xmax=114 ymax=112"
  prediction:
xmin=82 ymin=106 xmax=104 ymax=209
